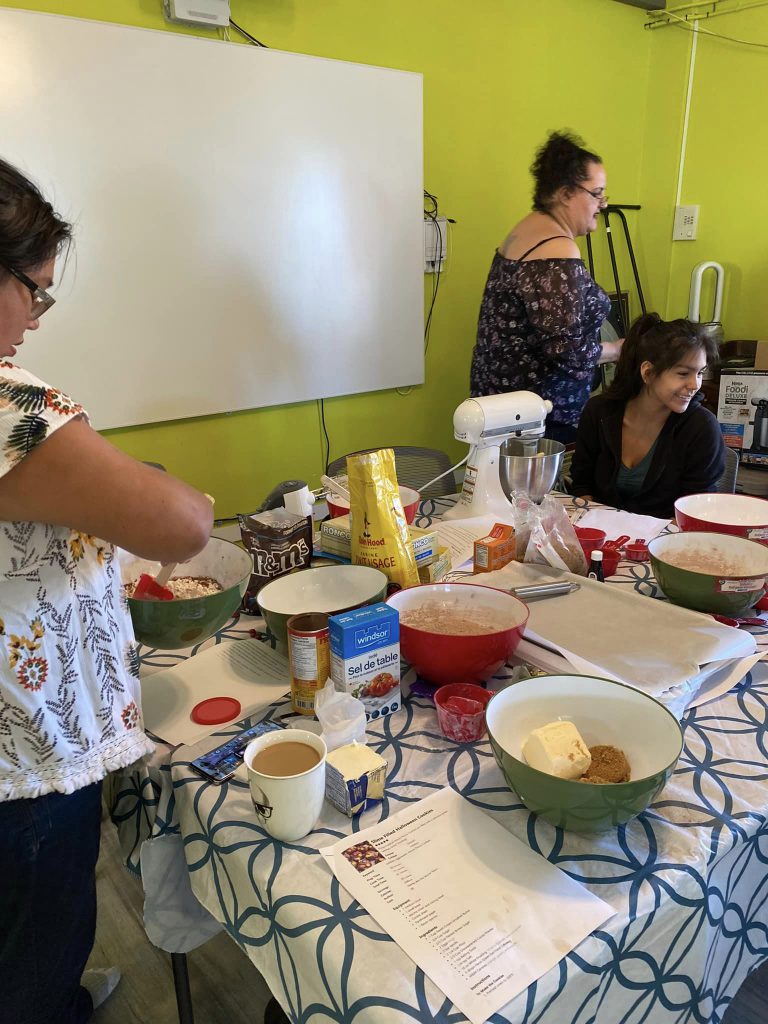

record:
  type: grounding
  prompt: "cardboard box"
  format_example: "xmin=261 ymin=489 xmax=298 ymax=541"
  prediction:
xmin=418 ymin=545 xmax=451 ymax=583
xmin=329 ymin=603 xmax=400 ymax=721
xmin=473 ymin=523 xmax=516 ymax=573
xmin=319 ymin=515 xmax=438 ymax=565
xmin=753 ymin=340 xmax=768 ymax=372
xmin=717 ymin=369 xmax=768 ymax=465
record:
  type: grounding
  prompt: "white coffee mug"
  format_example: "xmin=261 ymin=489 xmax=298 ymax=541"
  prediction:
xmin=243 ymin=729 xmax=327 ymax=842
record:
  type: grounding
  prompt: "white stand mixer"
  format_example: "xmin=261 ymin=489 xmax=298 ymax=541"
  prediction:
xmin=443 ymin=391 xmax=552 ymax=520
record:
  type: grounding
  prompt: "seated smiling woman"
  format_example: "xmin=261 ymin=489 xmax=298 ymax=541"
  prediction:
xmin=570 ymin=313 xmax=725 ymax=519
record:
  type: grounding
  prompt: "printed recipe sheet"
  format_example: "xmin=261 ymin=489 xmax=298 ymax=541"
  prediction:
xmin=322 ymin=787 xmax=613 ymax=1024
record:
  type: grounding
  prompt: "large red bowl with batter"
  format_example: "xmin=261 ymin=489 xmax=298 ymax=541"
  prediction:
xmin=387 ymin=583 xmax=529 ymax=686
xmin=675 ymin=493 xmax=768 ymax=544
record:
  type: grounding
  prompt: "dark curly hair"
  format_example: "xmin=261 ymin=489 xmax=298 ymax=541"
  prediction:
xmin=531 ymin=130 xmax=602 ymax=213
xmin=0 ymin=157 xmax=71 ymax=281
xmin=606 ymin=312 xmax=720 ymax=403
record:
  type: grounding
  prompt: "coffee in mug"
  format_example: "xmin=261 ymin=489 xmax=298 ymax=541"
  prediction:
xmin=244 ymin=728 xmax=327 ymax=842
xmin=250 ymin=741 xmax=321 ymax=777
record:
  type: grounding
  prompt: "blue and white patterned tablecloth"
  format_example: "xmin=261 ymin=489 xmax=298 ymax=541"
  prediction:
xmin=111 ymin=498 xmax=768 ymax=1023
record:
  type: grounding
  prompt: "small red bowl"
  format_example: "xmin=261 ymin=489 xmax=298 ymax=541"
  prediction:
xmin=327 ymin=485 xmax=420 ymax=524
xmin=434 ymin=683 xmax=492 ymax=742
xmin=675 ymin=494 xmax=768 ymax=545
xmin=387 ymin=583 xmax=529 ymax=686
xmin=574 ymin=526 xmax=606 ymax=560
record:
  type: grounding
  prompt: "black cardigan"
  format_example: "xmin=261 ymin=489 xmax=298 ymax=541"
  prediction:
xmin=570 ymin=392 xmax=726 ymax=519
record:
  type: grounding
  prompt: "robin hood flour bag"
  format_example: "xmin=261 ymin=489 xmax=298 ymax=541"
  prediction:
xmin=347 ymin=449 xmax=418 ymax=591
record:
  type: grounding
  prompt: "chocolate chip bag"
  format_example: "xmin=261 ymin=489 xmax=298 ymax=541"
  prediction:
xmin=238 ymin=509 xmax=313 ymax=614
xmin=348 ymin=449 xmax=418 ymax=591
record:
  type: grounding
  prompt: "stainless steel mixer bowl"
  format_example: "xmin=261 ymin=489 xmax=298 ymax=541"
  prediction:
xmin=499 ymin=438 xmax=565 ymax=502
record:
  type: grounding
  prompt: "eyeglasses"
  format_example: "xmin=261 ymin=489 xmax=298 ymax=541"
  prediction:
xmin=2 ymin=264 xmax=56 ymax=319
xmin=577 ymin=185 xmax=609 ymax=206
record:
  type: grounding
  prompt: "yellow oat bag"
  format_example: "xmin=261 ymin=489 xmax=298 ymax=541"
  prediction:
xmin=348 ymin=449 xmax=419 ymax=590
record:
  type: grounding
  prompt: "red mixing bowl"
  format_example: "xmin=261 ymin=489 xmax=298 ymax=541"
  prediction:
xmin=327 ymin=485 xmax=420 ymax=524
xmin=675 ymin=493 xmax=768 ymax=544
xmin=387 ymin=583 xmax=529 ymax=686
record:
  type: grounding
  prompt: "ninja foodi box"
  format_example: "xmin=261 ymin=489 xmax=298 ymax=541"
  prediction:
xmin=717 ymin=370 xmax=768 ymax=467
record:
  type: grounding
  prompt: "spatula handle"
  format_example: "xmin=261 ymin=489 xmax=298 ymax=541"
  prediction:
xmin=154 ymin=562 xmax=177 ymax=589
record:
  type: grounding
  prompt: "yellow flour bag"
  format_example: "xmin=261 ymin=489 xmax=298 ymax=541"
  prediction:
xmin=348 ymin=449 xmax=419 ymax=590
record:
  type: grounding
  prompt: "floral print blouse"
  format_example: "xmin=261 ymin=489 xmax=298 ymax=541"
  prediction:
xmin=470 ymin=252 xmax=611 ymax=428
xmin=0 ymin=363 xmax=153 ymax=801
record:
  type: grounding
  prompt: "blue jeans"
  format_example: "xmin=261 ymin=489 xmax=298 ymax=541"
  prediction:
xmin=0 ymin=782 xmax=102 ymax=1024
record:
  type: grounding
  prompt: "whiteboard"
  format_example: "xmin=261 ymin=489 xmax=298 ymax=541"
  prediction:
xmin=0 ymin=9 xmax=424 ymax=429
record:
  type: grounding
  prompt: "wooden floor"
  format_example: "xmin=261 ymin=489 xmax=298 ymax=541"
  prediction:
xmin=88 ymin=817 xmax=767 ymax=1024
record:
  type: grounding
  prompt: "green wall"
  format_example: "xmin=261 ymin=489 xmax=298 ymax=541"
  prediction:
xmin=644 ymin=7 xmax=768 ymax=340
xmin=2 ymin=0 xmax=652 ymax=517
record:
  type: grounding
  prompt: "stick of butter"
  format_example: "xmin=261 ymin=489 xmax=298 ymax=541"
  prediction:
xmin=325 ymin=742 xmax=387 ymax=816
xmin=522 ymin=721 xmax=591 ymax=780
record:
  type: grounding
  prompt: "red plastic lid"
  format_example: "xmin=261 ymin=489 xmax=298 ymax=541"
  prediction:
xmin=191 ymin=696 xmax=242 ymax=725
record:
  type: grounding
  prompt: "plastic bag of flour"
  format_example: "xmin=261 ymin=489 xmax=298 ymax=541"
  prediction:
xmin=524 ymin=495 xmax=588 ymax=576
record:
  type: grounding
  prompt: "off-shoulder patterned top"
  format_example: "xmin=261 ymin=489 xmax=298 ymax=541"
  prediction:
xmin=470 ymin=242 xmax=611 ymax=429
xmin=0 ymin=362 xmax=153 ymax=801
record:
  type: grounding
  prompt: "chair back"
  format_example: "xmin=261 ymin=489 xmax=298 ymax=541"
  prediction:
xmin=715 ymin=446 xmax=739 ymax=494
xmin=326 ymin=446 xmax=456 ymax=498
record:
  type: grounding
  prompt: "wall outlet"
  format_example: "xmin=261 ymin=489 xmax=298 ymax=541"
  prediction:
xmin=163 ymin=0 xmax=231 ymax=28
xmin=673 ymin=204 xmax=699 ymax=241
xmin=424 ymin=216 xmax=448 ymax=273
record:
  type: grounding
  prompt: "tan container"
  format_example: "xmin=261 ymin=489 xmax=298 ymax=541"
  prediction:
xmin=287 ymin=612 xmax=330 ymax=716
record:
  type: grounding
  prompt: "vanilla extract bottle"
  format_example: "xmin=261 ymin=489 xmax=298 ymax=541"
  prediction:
xmin=587 ymin=549 xmax=605 ymax=582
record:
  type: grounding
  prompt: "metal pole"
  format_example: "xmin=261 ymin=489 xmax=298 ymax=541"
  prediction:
xmin=610 ymin=207 xmax=647 ymax=315
xmin=171 ymin=952 xmax=195 ymax=1024
xmin=601 ymin=209 xmax=627 ymax=336
xmin=585 ymin=232 xmax=595 ymax=280
xmin=265 ymin=995 xmax=291 ymax=1023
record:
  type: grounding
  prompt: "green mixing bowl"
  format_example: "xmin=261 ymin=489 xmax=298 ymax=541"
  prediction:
xmin=486 ymin=674 xmax=683 ymax=834
xmin=648 ymin=531 xmax=768 ymax=617
xmin=121 ymin=537 xmax=252 ymax=650
xmin=257 ymin=564 xmax=388 ymax=645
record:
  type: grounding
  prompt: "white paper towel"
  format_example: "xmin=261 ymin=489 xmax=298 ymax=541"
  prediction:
xmin=468 ymin=562 xmax=757 ymax=715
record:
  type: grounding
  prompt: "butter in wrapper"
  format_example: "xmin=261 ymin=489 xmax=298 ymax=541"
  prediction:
xmin=418 ymin=544 xmax=452 ymax=583
xmin=325 ymin=741 xmax=387 ymax=816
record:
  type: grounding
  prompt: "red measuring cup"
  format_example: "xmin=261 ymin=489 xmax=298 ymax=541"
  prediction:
xmin=625 ymin=539 xmax=649 ymax=562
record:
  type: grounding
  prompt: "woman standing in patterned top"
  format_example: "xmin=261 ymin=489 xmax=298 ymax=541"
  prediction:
xmin=470 ymin=130 xmax=623 ymax=444
xmin=0 ymin=158 xmax=213 ymax=1022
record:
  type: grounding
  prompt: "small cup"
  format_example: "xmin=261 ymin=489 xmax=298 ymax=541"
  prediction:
xmin=625 ymin=541 xmax=649 ymax=562
xmin=602 ymin=548 xmax=621 ymax=577
xmin=434 ymin=683 xmax=492 ymax=743
xmin=574 ymin=526 xmax=606 ymax=561
xmin=243 ymin=729 xmax=327 ymax=842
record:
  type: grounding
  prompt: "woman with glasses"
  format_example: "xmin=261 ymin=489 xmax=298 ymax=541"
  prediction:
xmin=570 ymin=313 xmax=725 ymax=517
xmin=470 ymin=130 xmax=621 ymax=444
xmin=0 ymin=157 xmax=213 ymax=1023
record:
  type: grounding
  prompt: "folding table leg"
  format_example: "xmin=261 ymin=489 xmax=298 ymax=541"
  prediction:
xmin=170 ymin=952 xmax=195 ymax=1024
xmin=264 ymin=995 xmax=291 ymax=1023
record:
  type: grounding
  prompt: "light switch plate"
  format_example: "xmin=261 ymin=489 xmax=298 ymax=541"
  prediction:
xmin=673 ymin=204 xmax=699 ymax=241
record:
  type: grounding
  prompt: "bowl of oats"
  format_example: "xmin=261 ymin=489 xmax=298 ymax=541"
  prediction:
xmin=121 ymin=536 xmax=252 ymax=650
